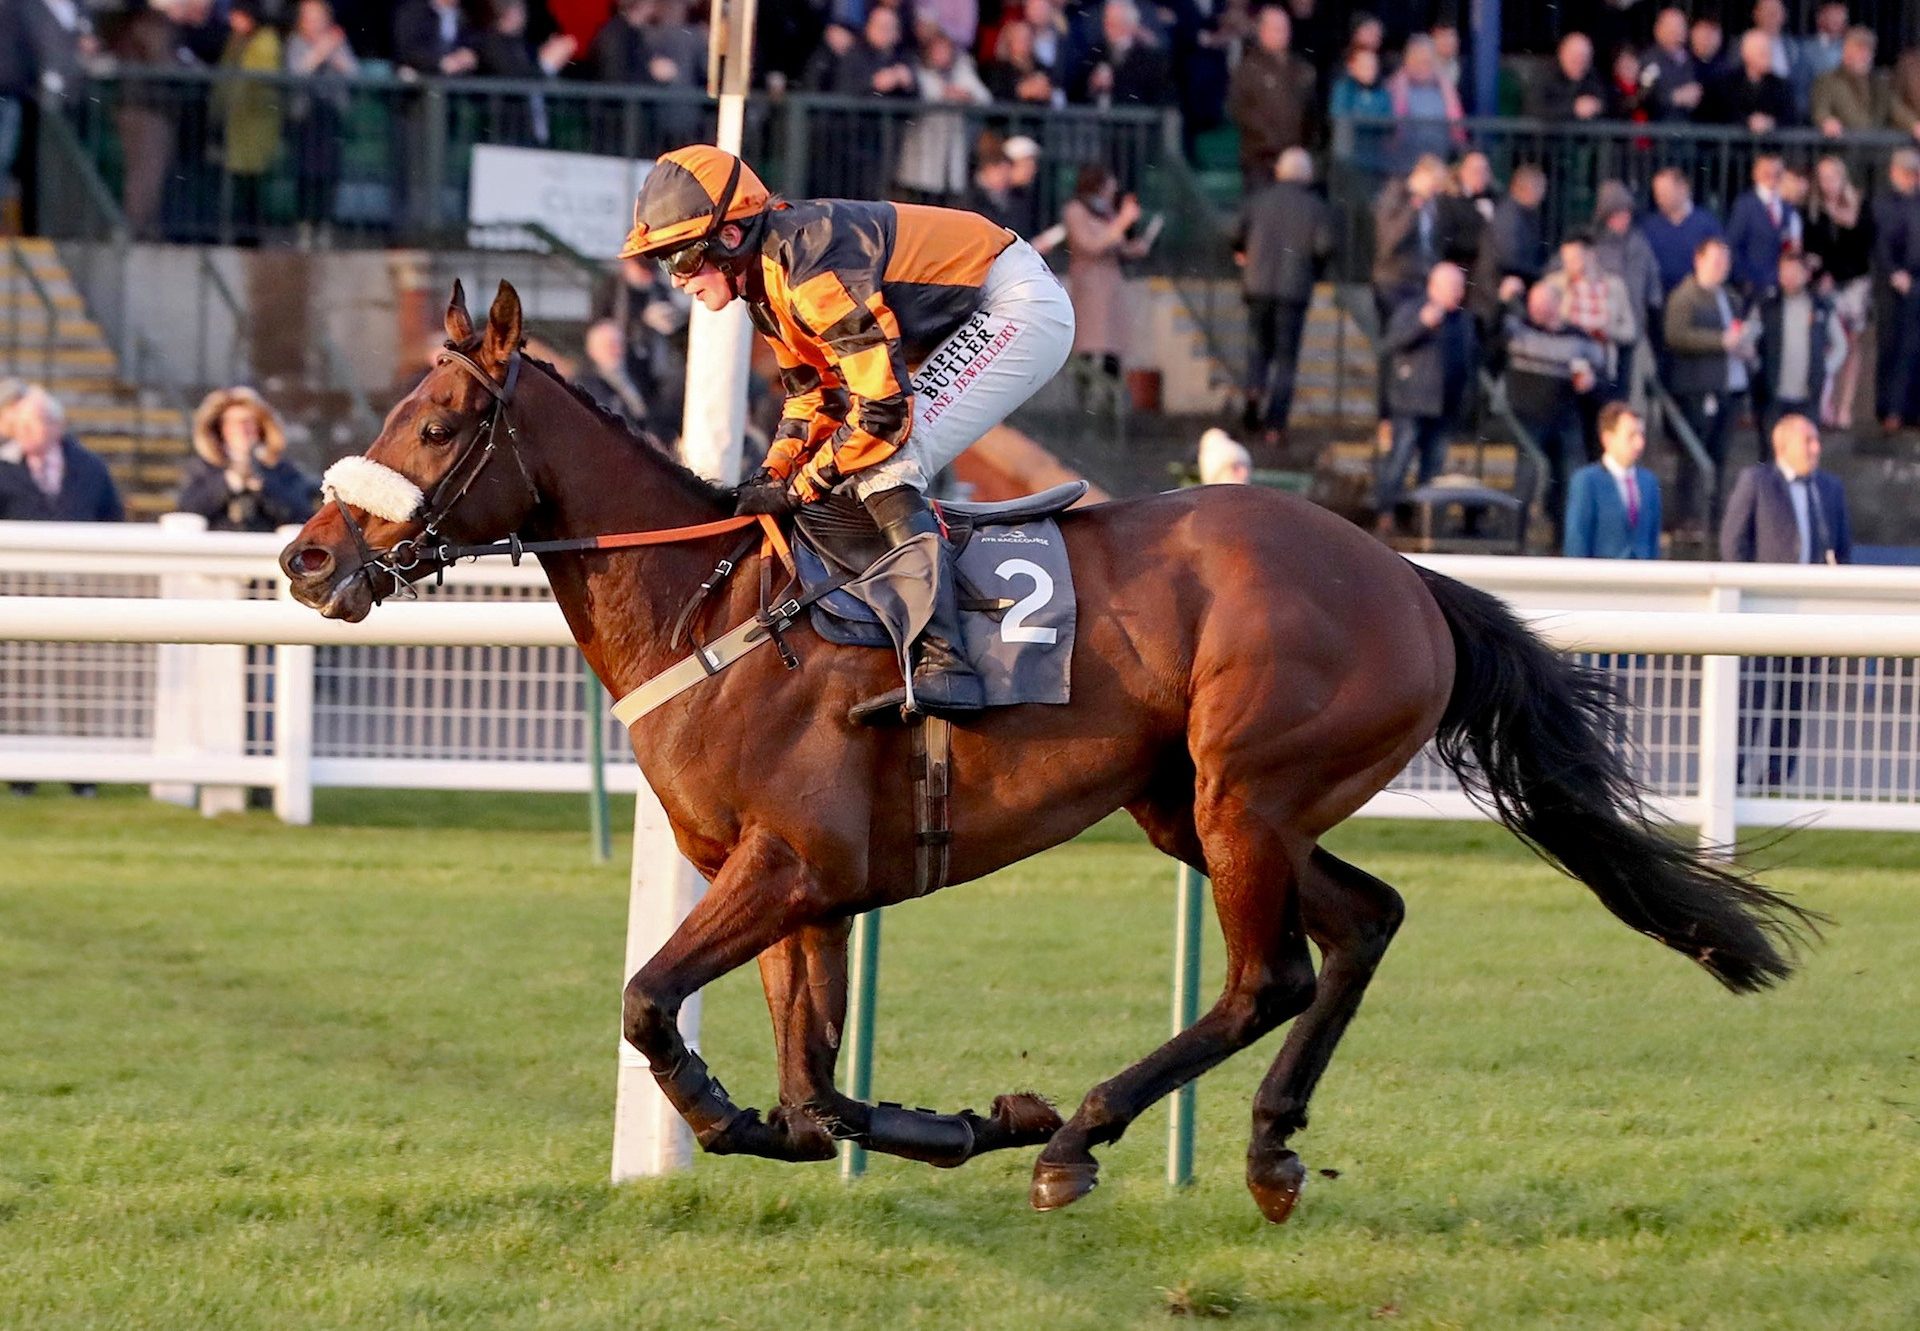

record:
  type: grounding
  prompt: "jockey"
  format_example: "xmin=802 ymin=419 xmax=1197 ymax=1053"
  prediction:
xmin=619 ymin=145 xmax=1076 ymax=724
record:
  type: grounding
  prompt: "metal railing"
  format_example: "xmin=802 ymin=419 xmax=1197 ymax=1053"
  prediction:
xmin=46 ymin=70 xmax=1177 ymax=263
xmin=3 ymin=236 xmax=57 ymax=388
xmin=1331 ymin=116 xmax=1920 ymax=259
xmin=1476 ymin=368 xmax=1549 ymax=545
xmin=195 ymin=251 xmax=250 ymax=389
xmin=1646 ymin=374 xmax=1720 ymax=540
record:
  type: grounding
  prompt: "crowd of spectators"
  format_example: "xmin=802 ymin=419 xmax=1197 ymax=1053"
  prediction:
xmin=1319 ymin=135 xmax=1903 ymax=549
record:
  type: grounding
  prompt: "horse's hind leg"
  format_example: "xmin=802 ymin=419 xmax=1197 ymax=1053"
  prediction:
xmin=753 ymin=925 xmax=848 ymax=1161
xmin=1031 ymin=801 xmax=1317 ymax=1211
xmin=1245 ymin=849 xmax=1405 ymax=1223
xmin=764 ymin=922 xmax=1062 ymax=1167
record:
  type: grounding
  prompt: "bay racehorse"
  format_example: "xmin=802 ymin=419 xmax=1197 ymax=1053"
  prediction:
xmin=280 ymin=282 xmax=1816 ymax=1221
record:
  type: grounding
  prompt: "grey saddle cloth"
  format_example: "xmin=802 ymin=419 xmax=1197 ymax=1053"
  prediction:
xmin=791 ymin=484 xmax=1083 ymax=707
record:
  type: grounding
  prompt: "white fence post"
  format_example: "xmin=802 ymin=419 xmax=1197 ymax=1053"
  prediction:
xmin=151 ymin=514 xmax=210 ymax=809
xmin=1696 ymin=586 xmax=1742 ymax=851
xmin=272 ymin=527 xmax=314 ymax=826
xmin=611 ymin=782 xmax=706 ymax=1180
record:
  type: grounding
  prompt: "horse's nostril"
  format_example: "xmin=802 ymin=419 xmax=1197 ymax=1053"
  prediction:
xmin=290 ymin=545 xmax=335 ymax=579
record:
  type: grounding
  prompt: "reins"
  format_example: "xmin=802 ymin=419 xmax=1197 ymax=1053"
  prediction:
xmin=334 ymin=341 xmax=796 ymax=605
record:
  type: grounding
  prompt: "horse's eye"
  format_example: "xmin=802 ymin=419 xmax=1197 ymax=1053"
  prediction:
xmin=422 ymin=422 xmax=453 ymax=444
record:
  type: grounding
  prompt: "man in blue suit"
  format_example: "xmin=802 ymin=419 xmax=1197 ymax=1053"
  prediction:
xmin=1564 ymin=402 xmax=1661 ymax=558
xmin=1719 ymin=413 xmax=1851 ymax=788
xmin=1724 ymin=154 xmax=1799 ymax=303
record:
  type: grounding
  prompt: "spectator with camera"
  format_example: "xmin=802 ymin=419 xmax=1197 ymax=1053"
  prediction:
xmin=176 ymin=387 xmax=319 ymax=534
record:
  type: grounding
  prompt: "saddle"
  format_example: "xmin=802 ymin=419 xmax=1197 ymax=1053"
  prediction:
xmin=663 ymin=481 xmax=1084 ymax=901
xmin=793 ymin=480 xmax=1088 ymax=576
xmin=790 ymin=483 xmax=1082 ymax=713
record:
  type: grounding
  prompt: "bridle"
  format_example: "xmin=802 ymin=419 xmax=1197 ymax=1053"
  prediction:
xmin=333 ymin=342 xmax=538 ymax=604
xmin=325 ymin=340 xmax=794 ymax=607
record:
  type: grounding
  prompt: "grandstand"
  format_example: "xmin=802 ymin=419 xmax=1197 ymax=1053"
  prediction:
xmin=3 ymin=0 xmax=1920 ymax=554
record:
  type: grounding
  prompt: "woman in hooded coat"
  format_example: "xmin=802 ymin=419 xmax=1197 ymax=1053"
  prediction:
xmin=176 ymin=386 xmax=321 ymax=532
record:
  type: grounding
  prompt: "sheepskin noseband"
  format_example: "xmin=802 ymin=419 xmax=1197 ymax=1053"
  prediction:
xmin=322 ymin=456 xmax=426 ymax=524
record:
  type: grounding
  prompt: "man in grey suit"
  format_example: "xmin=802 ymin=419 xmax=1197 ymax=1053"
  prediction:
xmin=1719 ymin=413 xmax=1852 ymax=788
xmin=1232 ymin=147 xmax=1334 ymax=440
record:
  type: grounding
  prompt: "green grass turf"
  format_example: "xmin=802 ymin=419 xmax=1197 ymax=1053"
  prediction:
xmin=2 ymin=788 xmax=1918 ymax=1329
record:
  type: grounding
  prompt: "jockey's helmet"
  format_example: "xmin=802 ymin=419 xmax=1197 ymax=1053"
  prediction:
xmin=618 ymin=145 xmax=772 ymax=276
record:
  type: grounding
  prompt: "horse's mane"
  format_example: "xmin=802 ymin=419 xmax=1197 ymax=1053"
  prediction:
xmin=455 ymin=337 xmax=737 ymax=511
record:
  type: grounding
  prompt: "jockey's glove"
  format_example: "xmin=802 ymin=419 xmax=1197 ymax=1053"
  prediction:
xmin=734 ymin=477 xmax=800 ymax=517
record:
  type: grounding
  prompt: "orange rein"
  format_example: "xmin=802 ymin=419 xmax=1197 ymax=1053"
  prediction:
xmin=581 ymin=513 xmax=796 ymax=576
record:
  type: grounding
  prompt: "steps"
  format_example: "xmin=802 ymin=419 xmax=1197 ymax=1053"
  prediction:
xmin=1160 ymin=279 xmax=1379 ymax=424
xmin=1 ymin=237 xmax=192 ymax=520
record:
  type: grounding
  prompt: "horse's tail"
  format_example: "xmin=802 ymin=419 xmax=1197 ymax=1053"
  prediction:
xmin=1414 ymin=564 xmax=1821 ymax=993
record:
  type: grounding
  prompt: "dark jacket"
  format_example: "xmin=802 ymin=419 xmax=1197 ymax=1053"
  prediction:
xmin=1564 ymin=462 xmax=1662 ymax=559
xmin=1719 ymin=464 xmax=1851 ymax=564
xmin=1483 ymin=196 xmax=1547 ymax=285
xmin=1227 ymin=47 xmax=1317 ymax=175
xmin=173 ymin=454 xmax=320 ymax=532
xmin=1371 ymin=187 xmax=1451 ymax=300
xmin=587 ymin=14 xmax=647 ymax=82
xmin=1072 ymin=39 xmax=1171 ymax=106
xmin=1663 ymin=276 xmax=1744 ymax=397
xmin=1503 ymin=314 xmax=1605 ymax=428
xmin=813 ymin=40 xmax=918 ymax=100
xmin=1725 ymin=190 xmax=1799 ymax=298
xmin=1805 ymin=207 xmax=1873 ymax=287
xmin=1525 ymin=66 xmax=1607 ymax=121
xmin=1704 ymin=69 xmax=1795 ymax=126
xmin=1756 ymin=290 xmax=1832 ymax=413
xmin=1870 ymin=188 xmax=1920 ymax=279
xmin=1640 ymin=45 xmax=1703 ymax=121
xmin=0 ymin=437 xmax=124 ymax=523
xmin=1640 ymin=205 xmax=1725 ymax=295
xmin=1233 ymin=181 xmax=1333 ymax=302
xmin=1383 ymin=299 xmax=1478 ymax=422
xmin=392 ymin=0 xmax=471 ymax=75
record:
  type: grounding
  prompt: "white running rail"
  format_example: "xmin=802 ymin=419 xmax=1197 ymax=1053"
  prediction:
xmin=5 ymin=519 xmax=1920 ymax=841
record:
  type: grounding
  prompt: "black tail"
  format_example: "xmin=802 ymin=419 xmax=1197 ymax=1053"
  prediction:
xmin=1415 ymin=565 xmax=1822 ymax=993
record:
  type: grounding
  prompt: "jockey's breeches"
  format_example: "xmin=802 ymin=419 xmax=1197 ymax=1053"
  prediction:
xmin=848 ymin=239 xmax=1076 ymax=500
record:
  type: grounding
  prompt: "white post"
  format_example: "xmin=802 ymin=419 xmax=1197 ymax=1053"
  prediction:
xmin=611 ymin=77 xmax=753 ymax=1183
xmin=150 ymin=512 xmax=246 ymax=814
xmin=273 ymin=526 xmax=314 ymax=826
xmin=1697 ymin=586 xmax=1741 ymax=852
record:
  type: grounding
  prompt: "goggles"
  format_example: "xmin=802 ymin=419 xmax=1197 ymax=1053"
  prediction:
xmin=660 ymin=240 xmax=712 ymax=280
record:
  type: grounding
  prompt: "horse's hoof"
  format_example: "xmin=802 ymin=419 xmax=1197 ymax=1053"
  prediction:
xmin=1246 ymin=1149 xmax=1307 ymax=1224
xmin=976 ymin=1092 xmax=1064 ymax=1151
xmin=1030 ymin=1157 xmax=1100 ymax=1212
xmin=768 ymin=1104 xmax=838 ymax=1162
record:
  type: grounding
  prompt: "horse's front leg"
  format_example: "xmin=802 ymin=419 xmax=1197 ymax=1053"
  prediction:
xmin=623 ymin=829 xmax=836 ymax=1162
xmin=768 ymin=920 xmax=1063 ymax=1168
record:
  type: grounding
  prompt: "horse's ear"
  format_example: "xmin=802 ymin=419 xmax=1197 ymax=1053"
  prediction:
xmin=482 ymin=281 xmax=523 ymax=367
xmin=445 ymin=279 xmax=474 ymax=345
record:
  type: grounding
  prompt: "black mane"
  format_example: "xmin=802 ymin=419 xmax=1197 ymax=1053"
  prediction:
xmin=454 ymin=338 xmax=737 ymax=510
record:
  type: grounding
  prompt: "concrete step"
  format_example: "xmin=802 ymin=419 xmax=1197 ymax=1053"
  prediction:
xmin=0 ymin=345 xmax=116 ymax=372
xmin=67 ymin=403 xmax=186 ymax=433
xmin=1322 ymin=440 xmax=1520 ymax=480
xmin=0 ymin=284 xmax=85 ymax=307
xmin=83 ymin=433 xmax=193 ymax=458
xmin=126 ymin=492 xmax=178 ymax=520
xmin=0 ymin=321 xmax=109 ymax=349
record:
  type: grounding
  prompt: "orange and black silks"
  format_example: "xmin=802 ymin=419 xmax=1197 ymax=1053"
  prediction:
xmin=747 ymin=201 xmax=1014 ymax=501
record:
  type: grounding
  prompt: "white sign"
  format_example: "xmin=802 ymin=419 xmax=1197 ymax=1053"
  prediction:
xmin=467 ymin=144 xmax=653 ymax=259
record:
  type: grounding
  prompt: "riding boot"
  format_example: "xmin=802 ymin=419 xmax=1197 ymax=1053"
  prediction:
xmin=848 ymin=486 xmax=987 ymax=726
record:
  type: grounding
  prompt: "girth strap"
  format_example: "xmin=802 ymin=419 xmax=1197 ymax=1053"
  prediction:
xmin=609 ymin=570 xmax=853 ymax=727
